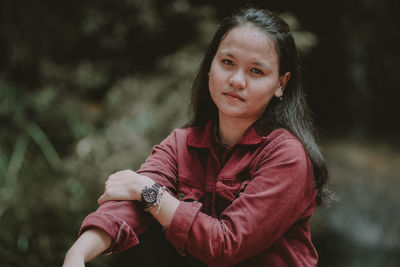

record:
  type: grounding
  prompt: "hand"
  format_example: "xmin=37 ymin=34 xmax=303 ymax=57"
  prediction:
xmin=97 ymin=170 xmax=154 ymax=205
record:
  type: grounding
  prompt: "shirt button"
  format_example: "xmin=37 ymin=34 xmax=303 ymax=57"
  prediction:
xmin=177 ymin=192 xmax=185 ymax=200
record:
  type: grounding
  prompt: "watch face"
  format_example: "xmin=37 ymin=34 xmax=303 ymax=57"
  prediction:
xmin=142 ymin=187 xmax=158 ymax=203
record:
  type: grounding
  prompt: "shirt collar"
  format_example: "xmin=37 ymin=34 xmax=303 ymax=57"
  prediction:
xmin=187 ymin=120 xmax=264 ymax=148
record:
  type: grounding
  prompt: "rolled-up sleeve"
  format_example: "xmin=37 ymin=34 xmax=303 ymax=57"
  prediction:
xmin=166 ymin=201 xmax=203 ymax=253
xmin=79 ymin=200 xmax=153 ymax=254
xmin=165 ymin=138 xmax=317 ymax=266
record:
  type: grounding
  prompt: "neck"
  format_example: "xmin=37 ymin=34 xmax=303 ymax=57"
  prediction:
xmin=218 ymin=113 xmax=256 ymax=146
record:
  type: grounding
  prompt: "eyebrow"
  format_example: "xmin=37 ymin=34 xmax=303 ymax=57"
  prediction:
xmin=253 ymin=61 xmax=270 ymax=69
xmin=219 ymin=51 xmax=272 ymax=70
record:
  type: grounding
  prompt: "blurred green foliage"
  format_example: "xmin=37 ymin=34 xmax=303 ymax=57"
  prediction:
xmin=0 ymin=1 xmax=216 ymax=265
xmin=0 ymin=0 xmax=399 ymax=266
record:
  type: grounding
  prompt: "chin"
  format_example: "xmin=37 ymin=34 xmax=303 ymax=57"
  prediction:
xmin=220 ymin=111 xmax=250 ymax=120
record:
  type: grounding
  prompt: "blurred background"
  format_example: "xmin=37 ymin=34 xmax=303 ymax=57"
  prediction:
xmin=0 ymin=0 xmax=399 ymax=266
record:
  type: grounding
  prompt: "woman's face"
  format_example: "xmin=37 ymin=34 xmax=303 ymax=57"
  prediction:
xmin=208 ymin=24 xmax=289 ymax=124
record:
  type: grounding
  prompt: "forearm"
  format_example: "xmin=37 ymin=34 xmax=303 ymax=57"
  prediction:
xmin=63 ymin=228 xmax=112 ymax=265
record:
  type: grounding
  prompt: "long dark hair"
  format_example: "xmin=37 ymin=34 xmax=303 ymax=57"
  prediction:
xmin=190 ymin=7 xmax=334 ymax=206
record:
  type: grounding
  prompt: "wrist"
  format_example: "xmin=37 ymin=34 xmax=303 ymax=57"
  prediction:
xmin=139 ymin=180 xmax=168 ymax=214
xmin=135 ymin=175 xmax=154 ymax=201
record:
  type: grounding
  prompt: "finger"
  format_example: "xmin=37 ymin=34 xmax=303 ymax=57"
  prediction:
xmin=97 ymin=194 xmax=107 ymax=205
xmin=107 ymin=171 xmax=118 ymax=180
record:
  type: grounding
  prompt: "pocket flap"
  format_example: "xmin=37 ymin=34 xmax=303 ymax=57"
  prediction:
xmin=177 ymin=175 xmax=204 ymax=202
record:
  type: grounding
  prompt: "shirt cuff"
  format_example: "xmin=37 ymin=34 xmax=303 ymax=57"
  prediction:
xmin=79 ymin=212 xmax=140 ymax=254
xmin=165 ymin=201 xmax=202 ymax=254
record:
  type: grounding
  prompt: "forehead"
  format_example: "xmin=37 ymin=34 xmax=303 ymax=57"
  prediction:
xmin=218 ymin=24 xmax=278 ymax=62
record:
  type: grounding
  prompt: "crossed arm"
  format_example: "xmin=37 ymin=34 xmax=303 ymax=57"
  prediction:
xmin=62 ymin=170 xmax=180 ymax=267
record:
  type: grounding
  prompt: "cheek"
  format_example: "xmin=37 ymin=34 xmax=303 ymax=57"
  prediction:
xmin=258 ymin=98 xmax=272 ymax=111
xmin=208 ymin=65 xmax=220 ymax=95
xmin=250 ymin=86 xmax=277 ymax=109
xmin=208 ymin=75 xmax=214 ymax=96
xmin=208 ymin=80 xmax=218 ymax=105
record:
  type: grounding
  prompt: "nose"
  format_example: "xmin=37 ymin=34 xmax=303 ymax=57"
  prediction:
xmin=228 ymin=69 xmax=246 ymax=89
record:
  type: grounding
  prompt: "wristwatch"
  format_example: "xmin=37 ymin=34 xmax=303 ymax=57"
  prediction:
xmin=141 ymin=183 xmax=161 ymax=209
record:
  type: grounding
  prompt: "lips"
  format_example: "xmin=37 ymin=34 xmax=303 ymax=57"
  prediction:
xmin=224 ymin=92 xmax=245 ymax=101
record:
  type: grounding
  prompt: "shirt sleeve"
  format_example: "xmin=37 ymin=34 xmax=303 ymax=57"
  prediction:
xmin=165 ymin=138 xmax=317 ymax=266
xmin=78 ymin=130 xmax=179 ymax=254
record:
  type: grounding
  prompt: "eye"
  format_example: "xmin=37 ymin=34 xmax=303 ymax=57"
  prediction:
xmin=222 ymin=59 xmax=234 ymax=66
xmin=251 ymin=68 xmax=264 ymax=75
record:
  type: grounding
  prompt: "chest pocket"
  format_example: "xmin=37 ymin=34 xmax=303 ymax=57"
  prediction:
xmin=176 ymin=175 xmax=205 ymax=202
xmin=216 ymin=176 xmax=250 ymax=202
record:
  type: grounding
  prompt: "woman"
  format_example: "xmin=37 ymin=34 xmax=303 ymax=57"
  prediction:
xmin=63 ymin=7 xmax=333 ymax=267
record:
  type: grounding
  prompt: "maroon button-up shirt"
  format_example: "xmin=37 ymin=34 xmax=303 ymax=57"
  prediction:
xmin=79 ymin=121 xmax=318 ymax=266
